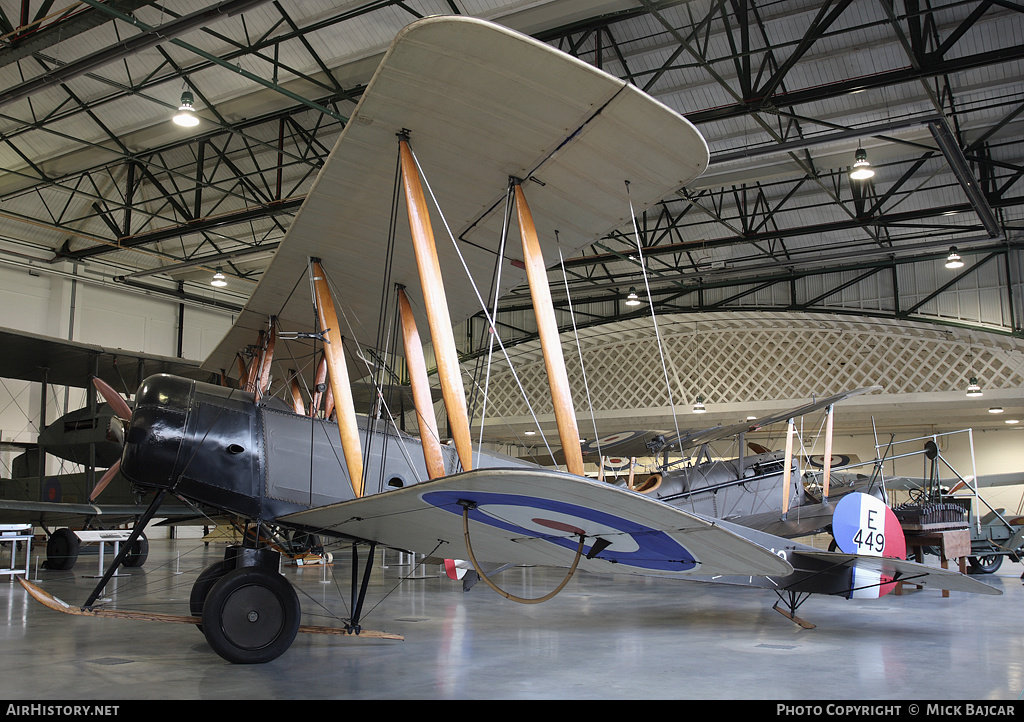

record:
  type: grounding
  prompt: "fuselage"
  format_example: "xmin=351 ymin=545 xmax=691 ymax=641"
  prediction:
xmin=119 ymin=373 xmax=532 ymax=523
xmin=614 ymin=450 xmax=805 ymax=522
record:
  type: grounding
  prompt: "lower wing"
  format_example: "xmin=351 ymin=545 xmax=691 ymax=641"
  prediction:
xmin=278 ymin=467 xmax=793 ymax=579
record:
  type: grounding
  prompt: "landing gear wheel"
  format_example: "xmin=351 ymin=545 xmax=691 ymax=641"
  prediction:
xmin=190 ymin=561 xmax=230 ymax=631
xmin=968 ymin=554 xmax=1003 ymax=574
xmin=45 ymin=528 xmax=80 ymax=570
xmin=122 ymin=533 xmax=149 ymax=568
xmin=201 ymin=566 xmax=300 ymax=664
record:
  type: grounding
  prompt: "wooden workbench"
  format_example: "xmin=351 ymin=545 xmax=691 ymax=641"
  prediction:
xmin=898 ymin=527 xmax=972 ymax=597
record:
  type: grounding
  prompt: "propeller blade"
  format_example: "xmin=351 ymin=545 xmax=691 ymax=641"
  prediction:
xmin=92 ymin=378 xmax=132 ymax=421
xmin=89 ymin=460 xmax=120 ymax=502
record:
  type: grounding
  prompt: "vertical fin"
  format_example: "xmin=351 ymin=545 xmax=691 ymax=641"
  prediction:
xmin=310 ymin=260 xmax=364 ymax=497
xmin=513 ymin=182 xmax=584 ymax=476
xmin=398 ymin=138 xmax=473 ymax=471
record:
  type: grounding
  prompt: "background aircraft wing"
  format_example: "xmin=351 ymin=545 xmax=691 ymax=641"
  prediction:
xmin=661 ymin=386 xmax=882 ymax=454
xmin=0 ymin=325 xmax=206 ymax=391
xmin=550 ymin=387 xmax=881 ymax=463
xmin=0 ymin=497 xmax=199 ymax=527
xmin=202 ymin=16 xmax=709 ymax=386
xmin=278 ymin=467 xmax=793 ymax=579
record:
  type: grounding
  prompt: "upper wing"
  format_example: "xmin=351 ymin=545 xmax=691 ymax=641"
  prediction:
xmin=202 ymin=16 xmax=709 ymax=381
xmin=278 ymin=467 xmax=793 ymax=579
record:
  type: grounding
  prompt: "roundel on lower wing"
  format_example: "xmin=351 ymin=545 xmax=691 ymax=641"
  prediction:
xmin=421 ymin=490 xmax=698 ymax=573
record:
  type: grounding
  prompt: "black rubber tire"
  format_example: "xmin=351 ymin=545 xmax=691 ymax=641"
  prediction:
xmin=190 ymin=561 xmax=230 ymax=630
xmin=968 ymin=554 xmax=1003 ymax=574
xmin=201 ymin=566 xmax=300 ymax=664
xmin=122 ymin=533 xmax=149 ymax=568
xmin=45 ymin=528 xmax=80 ymax=570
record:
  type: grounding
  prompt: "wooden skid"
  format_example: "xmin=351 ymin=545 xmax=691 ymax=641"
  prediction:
xmin=18 ymin=578 xmax=403 ymax=640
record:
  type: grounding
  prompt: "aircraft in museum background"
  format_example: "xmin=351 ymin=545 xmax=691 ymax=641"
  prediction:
xmin=18 ymin=16 xmax=1001 ymax=666
xmin=0 ymin=326 xmax=210 ymax=568
xmin=547 ymin=386 xmax=883 ymax=539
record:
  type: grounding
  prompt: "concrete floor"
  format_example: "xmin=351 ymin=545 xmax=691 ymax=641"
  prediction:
xmin=0 ymin=536 xmax=1022 ymax=701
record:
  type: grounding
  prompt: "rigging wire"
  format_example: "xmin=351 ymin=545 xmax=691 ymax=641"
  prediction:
xmin=556 ymin=232 xmax=601 ymax=462
xmin=626 ymin=181 xmax=682 ymax=462
xmin=406 ymin=141 xmax=559 ymax=467
xmin=472 ymin=180 xmax=514 ymax=468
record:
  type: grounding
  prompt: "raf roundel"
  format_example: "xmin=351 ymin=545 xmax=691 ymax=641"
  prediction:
xmin=421 ymin=489 xmax=699 ymax=573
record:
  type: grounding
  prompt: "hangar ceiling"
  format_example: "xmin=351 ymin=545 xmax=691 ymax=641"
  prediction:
xmin=1 ymin=0 xmax=1023 ymax=436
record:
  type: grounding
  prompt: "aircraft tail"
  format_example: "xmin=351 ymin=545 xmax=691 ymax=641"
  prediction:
xmin=830 ymin=492 xmax=907 ymax=598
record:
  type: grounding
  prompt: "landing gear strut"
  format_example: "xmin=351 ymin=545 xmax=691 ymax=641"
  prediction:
xmin=773 ymin=590 xmax=816 ymax=629
xmin=191 ymin=540 xmax=380 ymax=663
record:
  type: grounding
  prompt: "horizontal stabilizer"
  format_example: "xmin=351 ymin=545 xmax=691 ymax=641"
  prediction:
xmin=797 ymin=550 xmax=1003 ymax=596
xmin=280 ymin=468 xmax=793 ymax=579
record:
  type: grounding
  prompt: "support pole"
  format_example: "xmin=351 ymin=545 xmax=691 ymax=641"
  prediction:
xmin=397 ymin=287 xmax=446 ymax=479
xmin=398 ymin=137 xmax=473 ymax=471
xmin=513 ymin=181 xmax=584 ymax=476
xmin=310 ymin=260 xmax=364 ymax=497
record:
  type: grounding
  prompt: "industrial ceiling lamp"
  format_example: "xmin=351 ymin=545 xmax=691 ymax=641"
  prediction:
xmin=965 ymin=377 xmax=982 ymax=397
xmin=173 ymin=91 xmax=200 ymax=127
xmin=692 ymin=395 xmax=707 ymax=414
xmin=211 ymin=268 xmax=227 ymax=287
xmin=625 ymin=287 xmax=641 ymax=306
xmin=849 ymin=146 xmax=875 ymax=180
xmin=945 ymin=246 xmax=964 ymax=269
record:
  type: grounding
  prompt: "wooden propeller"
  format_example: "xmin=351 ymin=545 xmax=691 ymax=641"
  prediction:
xmin=89 ymin=378 xmax=132 ymax=502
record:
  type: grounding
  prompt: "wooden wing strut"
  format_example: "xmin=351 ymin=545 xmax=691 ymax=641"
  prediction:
xmin=310 ymin=260 xmax=364 ymax=498
xmin=398 ymin=138 xmax=473 ymax=472
xmin=514 ymin=182 xmax=584 ymax=476
xmin=398 ymin=287 xmax=446 ymax=479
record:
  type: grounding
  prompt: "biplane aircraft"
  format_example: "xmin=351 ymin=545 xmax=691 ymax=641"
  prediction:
xmin=0 ymin=326 xmax=206 ymax=568
xmin=19 ymin=16 xmax=1000 ymax=665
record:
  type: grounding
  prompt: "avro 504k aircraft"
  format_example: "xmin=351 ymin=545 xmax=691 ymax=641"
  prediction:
xmin=20 ymin=16 xmax=1000 ymax=665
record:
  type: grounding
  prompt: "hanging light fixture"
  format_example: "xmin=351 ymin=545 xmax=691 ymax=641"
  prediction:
xmin=989 ymin=406 xmax=1004 ymax=414
xmin=625 ymin=287 xmax=641 ymax=306
xmin=945 ymin=246 xmax=964 ymax=269
xmin=849 ymin=147 xmax=874 ymax=180
xmin=965 ymin=377 xmax=982 ymax=397
xmin=692 ymin=396 xmax=707 ymax=414
xmin=211 ymin=268 xmax=227 ymax=287
xmin=173 ymin=90 xmax=200 ymax=127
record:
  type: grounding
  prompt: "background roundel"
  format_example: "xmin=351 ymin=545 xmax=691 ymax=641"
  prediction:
xmin=808 ymin=454 xmax=852 ymax=469
xmin=42 ymin=476 xmax=62 ymax=503
xmin=421 ymin=490 xmax=698 ymax=573
xmin=581 ymin=430 xmax=649 ymax=456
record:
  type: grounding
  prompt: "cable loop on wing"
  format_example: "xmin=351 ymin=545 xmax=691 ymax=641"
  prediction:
xmin=459 ymin=502 xmax=584 ymax=604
